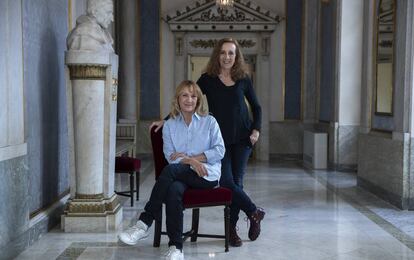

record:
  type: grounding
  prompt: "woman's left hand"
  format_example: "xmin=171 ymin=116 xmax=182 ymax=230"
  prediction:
xmin=170 ymin=152 xmax=187 ymax=161
xmin=250 ymin=129 xmax=260 ymax=146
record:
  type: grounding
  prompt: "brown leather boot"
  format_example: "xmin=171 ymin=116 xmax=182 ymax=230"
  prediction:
xmin=229 ymin=226 xmax=242 ymax=247
xmin=248 ymin=208 xmax=265 ymax=241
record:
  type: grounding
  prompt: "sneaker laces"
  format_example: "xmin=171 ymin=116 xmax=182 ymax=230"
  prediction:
xmin=164 ymin=247 xmax=174 ymax=257
xmin=125 ymin=222 xmax=147 ymax=240
xmin=164 ymin=246 xmax=182 ymax=258
xmin=126 ymin=226 xmax=141 ymax=239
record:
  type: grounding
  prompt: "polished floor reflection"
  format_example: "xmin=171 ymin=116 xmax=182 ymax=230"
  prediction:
xmin=15 ymin=160 xmax=414 ymax=260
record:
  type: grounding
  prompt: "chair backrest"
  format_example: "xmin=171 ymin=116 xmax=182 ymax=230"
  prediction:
xmin=150 ymin=126 xmax=169 ymax=180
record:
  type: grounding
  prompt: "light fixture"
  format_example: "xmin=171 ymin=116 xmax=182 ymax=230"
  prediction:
xmin=216 ymin=0 xmax=234 ymax=9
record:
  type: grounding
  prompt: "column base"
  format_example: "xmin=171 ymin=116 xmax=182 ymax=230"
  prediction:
xmin=61 ymin=194 xmax=123 ymax=232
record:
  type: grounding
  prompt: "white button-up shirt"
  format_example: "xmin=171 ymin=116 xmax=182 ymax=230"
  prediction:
xmin=163 ymin=113 xmax=225 ymax=182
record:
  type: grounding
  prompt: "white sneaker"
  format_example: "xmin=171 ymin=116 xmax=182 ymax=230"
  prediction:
xmin=165 ymin=246 xmax=184 ymax=260
xmin=118 ymin=220 xmax=149 ymax=245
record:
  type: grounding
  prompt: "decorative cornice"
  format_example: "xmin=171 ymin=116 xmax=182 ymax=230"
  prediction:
xmin=105 ymin=196 xmax=120 ymax=211
xmin=166 ymin=0 xmax=281 ymax=22
xmin=69 ymin=65 xmax=106 ymax=80
xmin=65 ymin=195 xmax=120 ymax=214
xmin=76 ymin=193 xmax=104 ymax=200
xmin=189 ymin=9 xmax=257 ymax=22
xmin=190 ymin=39 xmax=256 ymax=48
xmin=166 ymin=0 xmax=283 ymax=32
xmin=67 ymin=202 xmax=106 ymax=214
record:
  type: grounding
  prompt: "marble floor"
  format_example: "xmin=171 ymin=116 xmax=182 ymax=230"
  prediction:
xmin=15 ymin=160 xmax=414 ymax=260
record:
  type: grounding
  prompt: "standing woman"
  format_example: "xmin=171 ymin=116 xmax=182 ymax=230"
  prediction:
xmin=197 ymin=38 xmax=264 ymax=247
xmin=198 ymin=37 xmax=261 ymax=188
xmin=151 ymin=38 xmax=265 ymax=247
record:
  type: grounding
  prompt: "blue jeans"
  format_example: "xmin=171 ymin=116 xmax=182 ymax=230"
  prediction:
xmin=220 ymin=142 xmax=256 ymax=226
xmin=139 ymin=164 xmax=217 ymax=250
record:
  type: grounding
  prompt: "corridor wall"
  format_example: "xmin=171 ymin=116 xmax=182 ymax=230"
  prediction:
xmin=0 ymin=0 xmax=69 ymax=258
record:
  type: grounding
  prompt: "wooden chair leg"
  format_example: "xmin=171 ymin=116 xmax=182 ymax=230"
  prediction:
xmin=191 ymin=208 xmax=200 ymax=242
xmin=136 ymin=171 xmax=140 ymax=201
xmin=153 ymin=219 xmax=162 ymax=247
xmin=224 ymin=205 xmax=230 ymax=252
xmin=129 ymin=172 xmax=134 ymax=207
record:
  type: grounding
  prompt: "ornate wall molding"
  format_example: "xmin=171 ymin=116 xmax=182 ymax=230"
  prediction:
xmin=189 ymin=9 xmax=258 ymax=22
xmin=65 ymin=195 xmax=120 ymax=214
xmin=67 ymin=202 xmax=106 ymax=214
xmin=112 ymin=78 xmax=118 ymax=101
xmin=75 ymin=193 xmax=104 ymax=200
xmin=166 ymin=0 xmax=283 ymax=32
xmin=68 ymin=65 xmax=107 ymax=80
xmin=189 ymin=39 xmax=256 ymax=48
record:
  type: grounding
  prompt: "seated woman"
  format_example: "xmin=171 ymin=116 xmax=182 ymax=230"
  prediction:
xmin=118 ymin=80 xmax=225 ymax=260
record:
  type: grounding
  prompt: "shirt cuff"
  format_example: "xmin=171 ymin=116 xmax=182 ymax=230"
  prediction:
xmin=203 ymin=150 xmax=214 ymax=164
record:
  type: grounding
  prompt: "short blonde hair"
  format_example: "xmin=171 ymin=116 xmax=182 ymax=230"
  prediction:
xmin=170 ymin=80 xmax=207 ymax=118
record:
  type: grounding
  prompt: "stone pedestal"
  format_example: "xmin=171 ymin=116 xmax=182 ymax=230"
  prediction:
xmin=62 ymin=51 xmax=122 ymax=232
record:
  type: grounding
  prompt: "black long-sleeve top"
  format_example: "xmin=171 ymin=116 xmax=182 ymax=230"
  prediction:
xmin=197 ymin=73 xmax=262 ymax=146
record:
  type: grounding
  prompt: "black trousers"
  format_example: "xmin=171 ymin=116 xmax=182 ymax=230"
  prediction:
xmin=220 ymin=142 xmax=256 ymax=226
xmin=139 ymin=164 xmax=217 ymax=249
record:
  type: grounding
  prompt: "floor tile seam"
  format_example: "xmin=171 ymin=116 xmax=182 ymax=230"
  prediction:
xmin=333 ymin=247 xmax=399 ymax=260
xmin=56 ymin=246 xmax=86 ymax=260
xmin=303 ymin=168 xmax=414 ymax=252
xmin=56 ymin=242 xmax=130 ymax=260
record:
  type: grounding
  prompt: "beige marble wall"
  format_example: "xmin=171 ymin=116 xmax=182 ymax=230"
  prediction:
xmin=358 ymin=133 xmax=408 ymax=208
xmin=337 ymin=125 xmax=359 ymax=166
xmin=357 ymin=0 xmax=414 ymax=209
xmin=269 ymin=121 xmax=304 ymax=155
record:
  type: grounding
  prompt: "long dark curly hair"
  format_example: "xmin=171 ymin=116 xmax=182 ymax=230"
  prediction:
xmin=205 ymin=38 xmax=249 ymax=81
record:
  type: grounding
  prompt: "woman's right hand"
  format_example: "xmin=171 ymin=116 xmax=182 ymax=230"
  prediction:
xmin=180 ymin=157 xmax=208 ymax=177
xmin=190 ymin=159 xmax=208 ymax=177
xmin=149 ymin=120 xmax=164 ymax=132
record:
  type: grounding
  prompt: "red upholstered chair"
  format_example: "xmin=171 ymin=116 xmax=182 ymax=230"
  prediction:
xmin=150 ymin=126 xmax=232 ymax=252
xmin=115 ymin=156 xmax=141 ymax=207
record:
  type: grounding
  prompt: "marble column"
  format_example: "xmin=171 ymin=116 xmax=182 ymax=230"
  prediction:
xmin=359 ymin=0 xmax=375 ymax=133
xmin=62 ymin=51 xmax=122 ymax=232
xmin=302 ymin=0 xmax=319 ymax=124
xmin=117 ymin=0 xmax=138 ymax=122
xmin=330 ymin=0 xmax=363 ymax=168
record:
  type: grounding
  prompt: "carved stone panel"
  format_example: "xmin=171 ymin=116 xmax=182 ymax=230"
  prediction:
xmin=167 ymin=0 xmax=283 ymax=32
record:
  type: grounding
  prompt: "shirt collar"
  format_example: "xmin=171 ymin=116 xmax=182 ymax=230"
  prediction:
xmin=193 ymin=112 xmax=201 ymax=120
xmin=178 ymin=112 xmax=201 ymax=121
